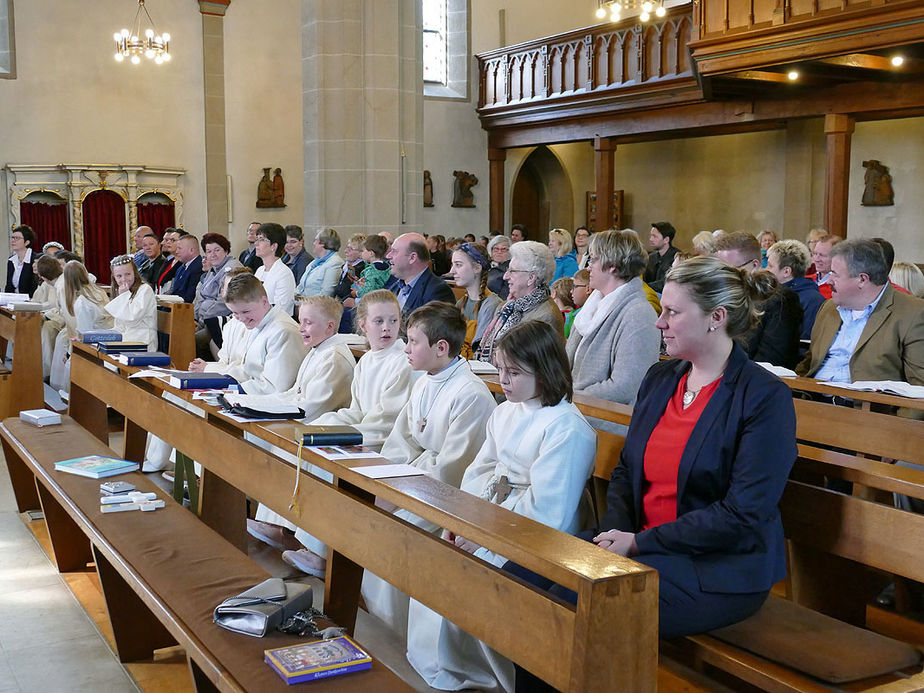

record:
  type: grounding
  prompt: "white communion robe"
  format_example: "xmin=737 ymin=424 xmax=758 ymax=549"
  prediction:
xmin=255 ymin=259 xmax=297 ymax=317
xmin=251 ymin=334 xmax=357 ymax=529
xmin=105 ymin=283 xmax=158 ymax=351
xmin=49 ymin=295 xmax=114 ymax=392
xmin=361 ymin=359 xmax=496 ymax=637
xmin=288 ymin=339 xmax=419 ymax=559
xmin=36 ymin=281 xmax=60 ymax=379
xmin=203 ymin=306 xmax=305 ymax=395
xmin=406 ymin=397 xmax=597 ymax=693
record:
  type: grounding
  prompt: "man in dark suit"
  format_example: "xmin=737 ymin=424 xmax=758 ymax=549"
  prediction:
xmin=138 ymin=233 xmax=167 ymax=289
xmin=169 ymin=234 xmax=204 ymax=303
xmin=386 ymin=232 xmax=454 ymax=317
xmin=5 ymin=225 xmax=38 ymax=296
xmin=238 ymin=221 xmax=263 ymax=273
xmin=643 ymin=221 xmax=678 ymax=293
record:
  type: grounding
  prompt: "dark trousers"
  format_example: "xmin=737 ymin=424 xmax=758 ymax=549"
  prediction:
xmin=504 ymin=552 xmax=769 ymax=692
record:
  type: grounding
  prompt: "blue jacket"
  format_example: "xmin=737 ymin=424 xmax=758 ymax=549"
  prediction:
xmin=552 ymin=250 xmax=579 ymax=283
xmin=170 ymin=255 xmax=204 ymax=304
xmin=603 ymin=344 xmax=796 ymax=594
xmin=392 ymin=267 xmax=455 ymax=317
xmin=283 ymin=248 xmax=311 ymax=284
xmin=785 ymin=276 xmax=825 ymax=340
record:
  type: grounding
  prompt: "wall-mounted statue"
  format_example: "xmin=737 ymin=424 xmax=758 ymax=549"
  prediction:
xmin=451 ymin=170 xmax=478 ymax=208
xmin=861 ymin=159 xmax=894 ymax=206
xmin=257 ymin=167 xmax=286 ymax=208
xmin=423 ymin=170 xmax=434 ymax=207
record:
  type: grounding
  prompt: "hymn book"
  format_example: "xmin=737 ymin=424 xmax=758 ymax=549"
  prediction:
xmin=264 ymin=636 xmax=372 ymax=684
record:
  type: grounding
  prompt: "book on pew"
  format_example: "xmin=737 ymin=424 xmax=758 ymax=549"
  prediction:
xmin=4 ymin=302 xmax=43 ymax=311
xmin=168 ymin=372 xmax=238 ymax=390
xmin=0 ymin=292 xmax=29 ymax=304
xmin=301 ymin=425 xmax=363 ymax=447
xmin=19 ymin=408 xmax=62 ymax=427
xmin=54 ymin=455 xmax=139 ymax=479
xmin=117 ymin=351 xmax=172 ymax=367
xmin=826 ymin=380 xmax=924 ymax=399
xmin=77 ymin=328 xmax=122 ymax=343
xmin=98 ymin=341 xmax=149 ymax=354
xmin=264 ymin=636 xmax=372 ymax=684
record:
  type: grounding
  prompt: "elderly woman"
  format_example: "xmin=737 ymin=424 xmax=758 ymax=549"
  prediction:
xmin=548 ymin=228 xmax=578 ymax=283
xmin=567 ymin=229 xmax=660 ymax=428
xmin=193 ymin=232 xmax=242 ymax=358
xmin=511 ymin=256 xmax=798 ymax=692
xmin=296 ymin=228 xmax=344 ymax=297
xmin=486 ymin=235 xmax=511 ymax=299
xmin=477 ymin=241 xmax=562 ymax=361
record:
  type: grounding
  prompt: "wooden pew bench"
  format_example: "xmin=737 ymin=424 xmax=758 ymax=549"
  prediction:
xmin=156 ymin=299 xmax=196 ymax=368
xmin=485 ymin=372 xmax=924 ymax=691
xmin=0 ymin=415 xmax=409 ymax=693
xmin=66 ymin=342 xmax=660 ymax=692
xmin=0 ymin=307 xmax=45 ymax=417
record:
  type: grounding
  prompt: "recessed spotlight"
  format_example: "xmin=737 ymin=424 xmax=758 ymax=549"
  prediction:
xmin=787 ymin=70 xmax=799 ymax=81
xmin=891 ymin=55 xmax=904 ymax=67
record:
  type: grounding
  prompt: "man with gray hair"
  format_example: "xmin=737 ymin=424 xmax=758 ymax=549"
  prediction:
xmin=797 ymin=238 xmax=924 ymax=384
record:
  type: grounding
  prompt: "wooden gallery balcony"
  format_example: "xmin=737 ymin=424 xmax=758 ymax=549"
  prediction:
xmin=475 ymin=0 xmax=924 ymax=233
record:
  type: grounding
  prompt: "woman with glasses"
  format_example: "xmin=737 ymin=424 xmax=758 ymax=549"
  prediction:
xmin=194 ymin=233 xmax=242 ymax=359
xmin=49 ymin=261 xmax=113 ymax=392
xmin=567 ymin=229 xmax=660 ymax=432
xmin=105 ymin=254 xmax=158 ymax=351
xmin=476 ymin=241 xmax=562 ymax=362
xmin=574 ymin=225 xmax=592 ymax=270
xmin=450 ymin=242 xmax=502 ymax=358
xmin=5 ymin=225 xmax=38 ymax=296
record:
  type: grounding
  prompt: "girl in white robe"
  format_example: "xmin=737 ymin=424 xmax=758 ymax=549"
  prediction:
xmin=406 ymin=320 xmax=597 ymax=693
xmin=49 ymin=261 xmax=113 ymax=392
xmin=35 ymin=255 xmax=63 ymax=379
xmin=281 ymin=290 xmax=419 ymax=576
xmin=106 ymin=255 xmax=157 ymax=350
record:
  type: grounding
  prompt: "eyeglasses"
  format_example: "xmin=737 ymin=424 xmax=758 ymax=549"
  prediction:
xmin=573 ymin=283 xmax=589 ymax=289
xmin=254 ymin=236 xmax=269 ymax=244
xmin=11 ymin=235 xmax=24 ymax=241
xmin=505 ymin=268 xmax=532 ymax=274
xmin=110 ymin=254 xmax=134 ymax=267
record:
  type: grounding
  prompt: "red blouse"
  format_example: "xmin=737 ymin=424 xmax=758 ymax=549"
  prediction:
xmin=641 ymin=372 xmax=722 ymax=530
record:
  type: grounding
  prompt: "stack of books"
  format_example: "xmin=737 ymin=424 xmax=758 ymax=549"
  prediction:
xmin=98 ymin=341 xmax=149 ymax=355
xmin=116 ymin=351 xmax=172 ymax=367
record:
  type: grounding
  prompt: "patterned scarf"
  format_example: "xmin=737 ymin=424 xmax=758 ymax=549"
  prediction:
xmin=477 ymin=284 xmax=550 ymax=361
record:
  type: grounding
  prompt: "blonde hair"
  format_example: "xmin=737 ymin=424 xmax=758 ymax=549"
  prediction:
xmin=889 ymin=262 xmax=924 ymax=298
xmin=691 ymin=231 xmax=716 ymax=255
xmin=548 ymin=229 xmax=573 ymax=257
xmin=224 ymin=273 xmax=267 ymax=304
xmin=588 ymin=229 xmax=648 ymax=280
xmin=64 ymin=261 xmax=108 ymax=316
xmin=355 ymin=289 xmax=401 ymax=331
xmin=297 ymin=294 xmax=343 ymax=323
xmin=551 ymin=277 xmax=576 ymax=309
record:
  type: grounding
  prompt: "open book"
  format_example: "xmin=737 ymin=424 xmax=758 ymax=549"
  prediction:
xmin=825 ymin=380 xmax=924 ymax=399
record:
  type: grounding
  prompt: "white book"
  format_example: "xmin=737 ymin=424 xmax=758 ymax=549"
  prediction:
xmin=20 ymin=409 xmax=62 ymax=427
xmin=826 ymin=380 xmax=924 ymax=399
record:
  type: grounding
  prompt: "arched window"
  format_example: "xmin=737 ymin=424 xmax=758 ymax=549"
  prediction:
xmin=422 ymin=0 xmax=467 ymax=100
xmin=0 ymin=0 xmax=14 ymax=78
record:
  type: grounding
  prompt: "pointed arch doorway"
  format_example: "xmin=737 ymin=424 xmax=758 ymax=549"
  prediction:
xmin=510 ymin=146 xmax=573 ymax=242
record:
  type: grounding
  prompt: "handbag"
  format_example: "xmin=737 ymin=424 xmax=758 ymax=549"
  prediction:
xmin=214 ymin=578 xmax=314 ymax=637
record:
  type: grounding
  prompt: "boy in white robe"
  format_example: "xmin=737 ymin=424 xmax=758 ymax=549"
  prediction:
xmin=279 ymin=290 xmax=418 ymax=577
xmin=406 ymin=320 xmax=597 ymax=692
xmin=357 ymin=302 xmax=496 ymax=637
xmin=245 ymin=295 xmax=356 ymax=548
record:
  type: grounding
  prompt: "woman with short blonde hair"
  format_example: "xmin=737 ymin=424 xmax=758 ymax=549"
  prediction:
xmin=548 ymin=228 xmax=578 ymax=282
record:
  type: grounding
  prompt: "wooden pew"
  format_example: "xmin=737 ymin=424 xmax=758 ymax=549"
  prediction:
xmin=0 ymin=307 xmax=45 ymax=418
xmin=156 ymin=300 xmax=196 ymax=368
xmin=485 ymin=372 xmax=924 ymax=690
xmin=66 ymin=341 xmax=659 ymax=693
xmin=0 ymin=416 xmax=409 ymax=693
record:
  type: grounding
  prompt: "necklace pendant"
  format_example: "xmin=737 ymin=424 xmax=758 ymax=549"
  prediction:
xmin=682 ymin=391 xmax=696 ymax=406
xmin=418 ymin=418 xmax=427 ymax=433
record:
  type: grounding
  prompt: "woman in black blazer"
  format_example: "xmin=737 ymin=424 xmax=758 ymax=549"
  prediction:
xmin=510 ymin=256 xmax=797 ymax=690
xmin=5 ymin=225 xmax=38 ymax=296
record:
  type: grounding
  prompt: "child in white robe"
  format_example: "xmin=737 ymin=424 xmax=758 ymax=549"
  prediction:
xmin=35 ymin=255 xmax=63 ymax=379
xmin=280 ymin=290 xmax=419 ymax=577
xmin=106 ymin=255 xmax=158 ymax=350
xmin=406 ymin=320 xmax=597 ymax=693
xmin=360 ymin=302 xmax=496 ymax=637
xmin=245 ymin=295 xmax=356 ymax=547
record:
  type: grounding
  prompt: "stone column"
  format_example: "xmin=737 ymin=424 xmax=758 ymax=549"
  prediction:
xmin=302 ymin=0 xmax=423 ymax=238
xmin=488 ymin=148 xmax=506 ymax=233
xmin=824 ymin=114 xmax=854 ymax=238
xmin=198 ymin=1 xmax=230 ymax=236
xmin=594 ymin=137 xmax=616 ymax=232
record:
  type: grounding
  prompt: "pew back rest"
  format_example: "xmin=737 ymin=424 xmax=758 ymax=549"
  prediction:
xmin=156 ymin=302 xmax=195 ymax=368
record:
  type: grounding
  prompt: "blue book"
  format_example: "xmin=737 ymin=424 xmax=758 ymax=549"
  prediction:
xmin=168 ymin=372 xmax=237 ymax=390
xmin=77 ymin=329 xmax=122 ymax=343
xmin=55 ymin=455 xmax=139 ymax=479
xmin=98 ymin=341 xmax=149 ymax=354
xmin=264 ymin=636 xmax=372 ymax=685
xmin=117 ymin=351 xmax=172 ymax=367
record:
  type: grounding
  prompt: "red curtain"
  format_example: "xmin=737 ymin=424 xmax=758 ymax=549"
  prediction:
xmin=82 ymin=190 xmax=127 ymax=285
xmin=137 ymin=201 xmax=176 ymax=237
xmin=20 ymin=200 xmax=71 ymax=251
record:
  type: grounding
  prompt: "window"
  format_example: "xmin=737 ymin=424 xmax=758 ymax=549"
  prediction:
xmin=423 ymin=0 xmax=468 ymax=100
xmin=0 ymin=0 xmax=14 ymax=78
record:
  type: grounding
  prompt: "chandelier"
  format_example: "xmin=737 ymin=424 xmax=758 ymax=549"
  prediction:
xmin=113 ymin=0 xmax=171 ymax=65
xmin=596 ymin=0 xmax=667 ymax=23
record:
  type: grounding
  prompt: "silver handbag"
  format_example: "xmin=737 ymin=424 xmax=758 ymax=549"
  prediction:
xmin=214 ymin=578 xmax=313 ymax=637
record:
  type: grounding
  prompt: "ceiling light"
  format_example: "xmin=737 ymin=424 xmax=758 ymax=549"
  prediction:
xmin=891 ymin=55 xmax=904 ymax=67
xmin=114 ymin=0 xmax=171 ymax=65
xmin=787 ymin=70 xmax=799 ymax=81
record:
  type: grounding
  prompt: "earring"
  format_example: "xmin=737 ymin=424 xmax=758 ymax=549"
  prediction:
xmin=708 ymin=326 xmax=715 ymax=332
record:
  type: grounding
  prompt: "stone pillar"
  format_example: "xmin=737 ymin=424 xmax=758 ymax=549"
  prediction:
xmin=199 ymin=1 xmax=230 ymax=236
xmin=488 ymin=148 xmax=506 ymax=233
xmin=302 ymin=0 xmax=423 ymax=238
xmin=594 ymin=137 xmax=616 ymax=232
xmin=824 ymin=114 xmax=854 ymax=238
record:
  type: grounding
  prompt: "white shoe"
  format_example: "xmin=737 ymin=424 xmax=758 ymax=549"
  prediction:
xmin=282 ymin=549 xmax=327 ymax=578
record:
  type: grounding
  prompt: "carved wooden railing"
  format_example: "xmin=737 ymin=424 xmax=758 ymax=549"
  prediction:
xmin=477 ymin=5 xmax=695 ymax=111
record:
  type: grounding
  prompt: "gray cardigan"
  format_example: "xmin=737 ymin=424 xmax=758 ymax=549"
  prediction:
xmin=566 ymin=277 xmax=660 ymax=432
